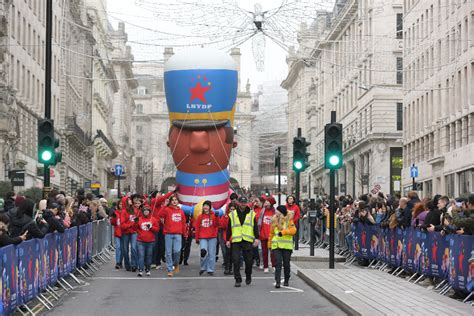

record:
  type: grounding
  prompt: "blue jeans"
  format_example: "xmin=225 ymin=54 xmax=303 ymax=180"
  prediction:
xmin=200 ymin=238 xmax=217 ymax=272
xmin=114 ymin=237 xmax=124 ymax=266
xmin=137 ymin=241 xmax=154 ymax=272
xmin=122 ymin=233 xmax=138 ymax=269
xmin=165 ymin=234 xmax=182 ymax=272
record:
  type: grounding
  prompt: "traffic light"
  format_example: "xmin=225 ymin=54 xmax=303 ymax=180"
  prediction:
xmin=38 ymin=119 xmax=61 ymax=165
xmin=324 ymin=122 xmax=343 ymax=169
xmin=293 ymin=136 xmax=311 ymax=172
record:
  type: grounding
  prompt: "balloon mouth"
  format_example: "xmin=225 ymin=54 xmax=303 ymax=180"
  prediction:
xmin=198 ymin=160 xmax=212 ymax=166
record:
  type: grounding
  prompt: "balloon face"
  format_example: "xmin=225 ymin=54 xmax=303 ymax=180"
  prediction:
xmin=168 ymin=125 xmax=236 ymax=174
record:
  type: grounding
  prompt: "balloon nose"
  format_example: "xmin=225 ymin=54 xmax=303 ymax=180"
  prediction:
xmin=190 ymin=131 xmax=210 ymax=153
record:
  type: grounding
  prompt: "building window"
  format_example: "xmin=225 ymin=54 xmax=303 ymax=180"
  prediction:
xmin=446 ymin=173 xmax=455 ymax=197
xmin=458 ymin=169 xmax=473 ymax=196
xmin=136 ymin=125 xmax=143 ymax=134
xmin=137 ymin=86 xmax=147 ymax=95
xmin=136 ymin=104 xmax=143 ymax=114
xmin=396 ymin=57 xmax=403 ymax=84
xmin=136 ymin=140 xmax=143 ymax=151
xmin=396 ymin=103 xmax=403 ymax=130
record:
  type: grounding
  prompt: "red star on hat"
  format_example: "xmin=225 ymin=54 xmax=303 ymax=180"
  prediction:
xmin=189 ymin=82 xmax=211 ymax=103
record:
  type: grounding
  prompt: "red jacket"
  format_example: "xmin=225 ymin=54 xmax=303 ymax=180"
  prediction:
xmin=110 ymin=210 xmax=122 ymax=237
xmin=121 ymin=208 xmax=139 ymax=235
xmin=258 ymin=207 xmax=275 ymax=240
xmin=158 ymin=206 xmax=186 ymax=235
xmin=286 ymin=203 xmax=301 ymax=224
xmin=195 ymin=212 xmax=218 ymax=241
xmin=135 ymin=215 xmax=159 ymax=242
xmin=218 ymin=214 xmax=230 ymax=242
xmin=150 ymin=192 xmax=173 ymax=215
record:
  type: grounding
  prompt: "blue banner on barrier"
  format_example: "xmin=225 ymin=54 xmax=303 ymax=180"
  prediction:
xmin=16 ymin=240 xmax=37 ymax=305
xmin=352 ymin=224 xmax=474 ymax=291
xmin=86 ymin=223 xmax=93 ymax=262
xmin=44 ymin=234 xmax=58 ymax=285
xmin=57 ymin=232 xmax=67 ymax=278
xmin=2 ymin=245 xmax=18 ymax=314
xmin=69 ymin=227 xmax=77 ymax=274
xmin=78 ymin=225 xmax=88 ymax=267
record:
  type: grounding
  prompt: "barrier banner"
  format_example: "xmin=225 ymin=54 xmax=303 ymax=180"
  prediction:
xmin=38 ymin=237 xmax=48 ymax=290
xmin=45 ymin=234 xmax=58 ymax=285
xmin=449 ymin=234 xmax=473 ymax=290
xmin=352 ymin=223 xmax=378 ymax=260
xmin=415 ymin=229 xmax=431 ymax=276
xmin=402 ymin=228 xmax=415 ymax=271
xmin=67 ymin=227 xmax=78 ymax=274
xmin=16 ymin=240 xmax=37 ymax=305
xmin=0 ymin=247 xmax=3 ymax=316
xmin=86 ymin=223 xmax=93 ymax=262
xmin=78 ymin=225 xmax=88 ymax=267
xmin=430 ymin=232 xmax=450 ymax=279
xmin=1 ymin=245 xmax=18 ymax=314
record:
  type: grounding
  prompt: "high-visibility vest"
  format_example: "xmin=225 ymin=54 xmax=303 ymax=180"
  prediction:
xmin=230 ymin=210 xmax=255 ymax=243
xmin=271 ymin=219 xmax=293 ymax=250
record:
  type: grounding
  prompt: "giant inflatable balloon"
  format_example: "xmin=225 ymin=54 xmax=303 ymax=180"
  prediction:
xmin=164 ymin=48 xmax=238 ymax=217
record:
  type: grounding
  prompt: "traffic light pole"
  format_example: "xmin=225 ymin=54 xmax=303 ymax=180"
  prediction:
xmin=294 ymin=128 xmax=302 ymax=251
xmin=329 ymin=111 xmax=337 ymax=269
xmin=277 ymin=146 xmax=281 ymax=206
xmin=43 ymin=0 xmax=53 ymax=198
xmin=117 ymin=175 xmax=121 ymax=198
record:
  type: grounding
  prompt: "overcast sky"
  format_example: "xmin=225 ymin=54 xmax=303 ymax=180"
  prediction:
xmin=106 ymin=0 xmax=299 ymax=92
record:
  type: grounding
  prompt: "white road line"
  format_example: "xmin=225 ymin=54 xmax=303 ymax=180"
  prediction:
xmin=270 ymin=290 xmax=304 ymax=293
xmin=92 ymin=276 xmax=275 ymax=280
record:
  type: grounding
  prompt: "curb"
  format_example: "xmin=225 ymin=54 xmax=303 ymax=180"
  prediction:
xmin=292 ymin=256 xmax=346 ymax=262
xmin=297 ymin=270 xmax=361 ymax=316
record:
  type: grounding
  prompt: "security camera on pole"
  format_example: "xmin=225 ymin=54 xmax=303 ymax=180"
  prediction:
xmin=324 ymin=111 xmax=343 ymax=269
xmin=292 ymin=128 xmax=310 ymax=251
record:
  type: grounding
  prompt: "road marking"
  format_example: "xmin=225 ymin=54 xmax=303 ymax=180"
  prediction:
xmin=92 ymin=276 xmax=275 ymax=281
xmin=271 ymin=281 xmax=304 ymax=293
xmin=270 ymin=290 xmax=304 ymax=293
xmin=71 ymin=290 xmax=89 ymax=293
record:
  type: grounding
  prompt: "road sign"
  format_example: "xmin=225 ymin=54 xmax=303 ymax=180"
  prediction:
xmin=114 ymin=164 xmax=123 ymax=176
xmin=361 ymin=174 xmax=369 ymax=186
xmin=410 ymin=165 xmax=418 ymax=178
xmin=9 ymin=170 xmax=25 ymax=186
xmin=91 ymin=182 xmax=101 ymax=189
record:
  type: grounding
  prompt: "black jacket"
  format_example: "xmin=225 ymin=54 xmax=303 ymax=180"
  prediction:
xmin=423 ymin=209 xmax=442 ymax=227
xmin=10 ymin=213 xmax=49 ymax=239
xmin=43 ymin=210 xmax=65 ymax=233
xmin=0 ymin=222 xmax=23 ymax=247
xmin=226 ymin=207 xmax=259 ymax=241
xmin=3 ymin=199 xmax=15 ymax=213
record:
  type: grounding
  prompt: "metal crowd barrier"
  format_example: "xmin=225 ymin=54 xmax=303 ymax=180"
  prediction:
xmin=0 ymin=220 xmax=113 ymax=316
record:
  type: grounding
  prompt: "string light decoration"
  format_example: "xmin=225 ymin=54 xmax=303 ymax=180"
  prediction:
xmin=134 ymin=0 xmax=334 ymax=71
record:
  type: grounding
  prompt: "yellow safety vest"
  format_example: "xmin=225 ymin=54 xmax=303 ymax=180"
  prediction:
xmin=271 ymin=219 xmax=293 ymax=250
xmin=230 ymin=210 xmax=255 ymax=243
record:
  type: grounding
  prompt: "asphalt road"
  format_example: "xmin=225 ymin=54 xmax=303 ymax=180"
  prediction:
xmin=45 ymin=244 xmax=345 ymax=316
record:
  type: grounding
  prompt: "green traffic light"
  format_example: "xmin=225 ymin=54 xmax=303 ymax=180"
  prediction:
xmin=294 ymin=160 xmax=303 ymax=170
xmin=41 ymin=150 xmax=53 ymax=162
xmin=329 ymin=155 xmax=340 ymax=166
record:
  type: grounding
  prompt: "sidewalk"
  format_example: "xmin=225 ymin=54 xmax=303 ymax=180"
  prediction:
xmin=294 ymin=267 xmax=473 ymax=315
xmin=292 ymin=244 xmax=345 ymax=262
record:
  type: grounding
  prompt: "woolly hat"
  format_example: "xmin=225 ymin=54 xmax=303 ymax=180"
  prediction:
xmin=276 ymin=205 xmax=287 ymax=216
xmin=14 ymin=195 xmax=26 ymax=207
xmin=265 ymin=196 xmax=276 ymax=206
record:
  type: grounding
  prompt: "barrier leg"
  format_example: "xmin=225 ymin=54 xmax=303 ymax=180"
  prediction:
xmin=17 ymin=304 xmax=36 ymax=316
xmin=391 ymin=267 xmax=401 ymax=275
xmin=40 ymin=292 xmax=56 ymax=306
xmin=79 ymin=266 xmax=92 ymax=277
xmin=413 ymin=274 xmax=424 ymax=284
xmin=407 ymin=272 xmax=418 ymax=282
xmin=60 ymin=277 xmax=75 ymax=290
xmin=440 ymin=285 xmax=452 ymax=295
xmin=462 ymin=292 xmax=473 ymax=303
xmin=367 ymin=259 xmax=377 ymax=268
xmin=57 ymin=279 xmax=71 ymax=292
xmin=69 ymin=272 xmax=85 ymax=285
xmin=434 ymin=279 xmax=446 ymax=290
xmin=36 ymin=295 xmax=53 ymax=310
xmin=46 ymin=286 xmax=60 ymax=300
xmin=86 ymin=262 xmax=99 ymax=271
xmin=395 ymin=268 xmax=405 ymax=277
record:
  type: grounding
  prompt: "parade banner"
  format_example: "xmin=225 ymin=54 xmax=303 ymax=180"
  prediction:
xmin=1 ymin=245 xmax=18 ymax=314
xmin=45 ymin=234 xmax=58 ymax=285
xmin=352 ymin=224 xmax=474 ymax=291
xmin=68 ymin=227 xmax=78 ymax=274
xmin=16 ymin=240 xmax=37 ymax=305
xmin=57 ymin=232 xmax=67 ymax=278
xmin=86 ymin=223 xmax=93 ymax=262
xmin=78 ymin=224 xmax=88 ymax=267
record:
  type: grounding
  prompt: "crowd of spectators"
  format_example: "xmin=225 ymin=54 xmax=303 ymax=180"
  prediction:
xmin=0 ymin=189 xmax=112 ymax=248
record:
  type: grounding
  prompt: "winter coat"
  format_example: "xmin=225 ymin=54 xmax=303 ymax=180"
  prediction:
xmin=452 ymin=209 xmax=474 ymax=235
xmin=267 ymin=212 xmax=297 ymax=249
xmin=110 ymin=210 xmax=122 ymax=237
xmin=286 ymin=203 xmax=301 ymax=225
xmin=3 ymin=199 xmax=15 ymax=214
xmin=218 ymin=214 xmax=230 ymax=242
xmin=195 ymin=211 xmax=218 ymax=241
xmin=0 ymin=222 xmax=23 ymax=247
xmin=9 ymin=213 xmax=48 ymax=239
xmin=158 ymin=206 xmax=186 ymax=235
xmin=135 ymin=215 xmax=159 ymax=242
xmin=43 ymin=210 xmax=65 ymax=233
xmin=411 ymin=210 xmax=428 ymax=227
xmin=226 ymin=207 xmax=260 ymax=241
xmin=258 ymin=208 xmax=275 ymax=240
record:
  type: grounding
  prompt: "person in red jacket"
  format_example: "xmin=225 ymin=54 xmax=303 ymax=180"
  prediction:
xmin=258 ymin=196 xmax=276 ymax=273
xmin=158 ymin=195 xmax=186 ymax=277
xmin=195 ymin=200 xmax=219 ymax=275
xmin=286 ymin=195 xmax=301 ymax=249
xmin=134 ymin=207 xmax=159 ymax=276
xmin=149 ymin=191 xmax=174 ymax=269
xmin=121 ymin=196 xmax=139 ymax=271
xmin=219 ymin=202 xmax=236 ymax=275
xmin=110 ymin=199 xmax=123 ymax=269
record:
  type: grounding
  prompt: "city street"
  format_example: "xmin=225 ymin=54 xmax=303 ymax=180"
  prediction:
xmin=46 ymin=246 xmax=344 ymax=316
